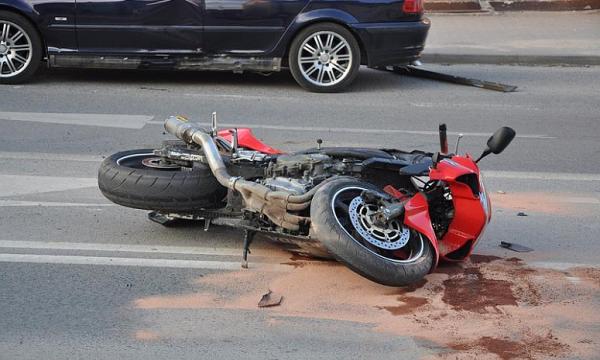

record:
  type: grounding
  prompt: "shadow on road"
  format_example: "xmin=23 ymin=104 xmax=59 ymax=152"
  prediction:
xmin=32 ymin=66 xmax=432 ymax=93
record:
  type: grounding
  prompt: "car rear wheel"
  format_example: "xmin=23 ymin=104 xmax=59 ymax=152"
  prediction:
xmin=289 ymin=23 xmax=360 ymax=93
xmin=0 ymin=11 xmax=42 ymax=84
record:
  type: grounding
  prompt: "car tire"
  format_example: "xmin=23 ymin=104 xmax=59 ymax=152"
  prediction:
xmin=98 ymin=149 xmax=228 ymax=212
xmin=289 ymin=23 xmax=361 ymax=93
xmin=310 ymin=178 xmax=435 ymax=286
xmin=0 ymin=11 xmax=43 ymax=84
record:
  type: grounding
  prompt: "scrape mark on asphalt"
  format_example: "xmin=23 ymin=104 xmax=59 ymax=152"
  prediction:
xmin=491 ymin=191 xmax=600 ymax=215
xmin=134 ymin=329 xmax=160 ymax=341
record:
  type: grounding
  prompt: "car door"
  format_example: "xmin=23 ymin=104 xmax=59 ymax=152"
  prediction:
xmin=203 ymin=0 xmax=308 ymax=55
xmin=75 ymin=0 xmax=204 ymax=53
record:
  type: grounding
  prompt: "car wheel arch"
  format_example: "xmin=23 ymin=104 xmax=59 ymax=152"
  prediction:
xmin=0 ymin=5 xmax=47 ymax=58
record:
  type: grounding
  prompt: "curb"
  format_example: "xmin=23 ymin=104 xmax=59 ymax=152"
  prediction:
xmin=421 ymin=53 xmax=600 ymax=66
xmin=488 ymin=0 xmax=600 ymax=11
xmin=424 ymin=0 xmax=600 ymax=12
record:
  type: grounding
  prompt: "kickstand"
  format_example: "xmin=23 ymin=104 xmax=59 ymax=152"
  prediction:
xmin=241 ymin=229 xmax=256 ymax=269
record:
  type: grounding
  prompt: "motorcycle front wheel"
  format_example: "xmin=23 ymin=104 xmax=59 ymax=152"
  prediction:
xmin=98 ymin=149 xmax=227 ymax=212
xmin=310 ymin=178 xmax=434 ymax=286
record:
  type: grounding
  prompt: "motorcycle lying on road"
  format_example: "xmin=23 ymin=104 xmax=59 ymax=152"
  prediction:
xmin=98 ymin=114 xmax=515 ymax=286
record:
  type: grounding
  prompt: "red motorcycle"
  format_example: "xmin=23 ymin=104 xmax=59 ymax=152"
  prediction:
xmin=98 ymin=114 xmax=515 ymax=286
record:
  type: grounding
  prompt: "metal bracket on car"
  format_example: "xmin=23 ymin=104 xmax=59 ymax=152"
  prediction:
xmin=386 ymin=65 xmax=518 ymax=93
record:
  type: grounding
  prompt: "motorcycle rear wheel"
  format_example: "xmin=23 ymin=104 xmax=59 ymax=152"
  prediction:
xmin=98 ymin=149 xmax=227 ymax=212
xmin=310 ymin=178 xmax=434 ymax=286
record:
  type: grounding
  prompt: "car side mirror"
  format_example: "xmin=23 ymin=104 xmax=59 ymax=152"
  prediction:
xmin=476 ymin=127 xmax=516 ymax=162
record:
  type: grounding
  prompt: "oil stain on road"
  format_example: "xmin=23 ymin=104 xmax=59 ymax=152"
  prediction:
xmin=132 ymin=253 xmax=600 ymax=359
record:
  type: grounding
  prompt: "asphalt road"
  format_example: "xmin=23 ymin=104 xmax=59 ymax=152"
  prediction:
xmin=0 ymin=65 xmax=599 ymax=359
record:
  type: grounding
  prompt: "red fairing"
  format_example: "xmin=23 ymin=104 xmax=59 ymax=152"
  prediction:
xmin=403 ymin=192 xmax=440 ymax=269
xmin=218 ymin=128 xmax=283 ymax=155
xmin=430 ymin=155 xmax=489 ymax=260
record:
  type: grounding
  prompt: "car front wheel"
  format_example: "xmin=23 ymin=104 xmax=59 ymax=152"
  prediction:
xmin=289 ymin=23 xmax=361 ymax=93
xmin=0 ymin=11 xmax=42 ymax=84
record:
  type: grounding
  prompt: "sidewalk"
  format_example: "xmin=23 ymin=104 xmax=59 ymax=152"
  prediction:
xmin=421 ymin=11 xmax=600 ymax=65
xmin=425 ymin=0 xmax=600 ymax=12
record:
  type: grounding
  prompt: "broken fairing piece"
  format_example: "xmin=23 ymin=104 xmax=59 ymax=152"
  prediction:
xmin=258 ymin=290 xmax=283 ymax=308
xmin=500 ymin=241 xmax=533 ymax=252
xmin=391 ymin=66 xmax=518 ymax=93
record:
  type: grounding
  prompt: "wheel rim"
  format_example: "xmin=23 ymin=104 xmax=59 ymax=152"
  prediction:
xmin=331 ymin=186 xmax=425 ymax=263
xmin=0 ymin=20 xmax=33 ymax=78
xmin=297 ymin=31 xmax=352 ymax=87
xmin=116 ymin=153 xmax=180 ymax=170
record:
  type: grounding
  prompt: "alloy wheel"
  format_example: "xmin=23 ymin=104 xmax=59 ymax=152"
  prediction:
xmin=0 ymin=20 xmax=33 ymax=78
xmin=297 ymin=31 xmax=353 ymax=87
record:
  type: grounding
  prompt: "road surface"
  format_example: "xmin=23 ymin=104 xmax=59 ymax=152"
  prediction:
xmin=0 ymin=65 xmax=599 ymax=359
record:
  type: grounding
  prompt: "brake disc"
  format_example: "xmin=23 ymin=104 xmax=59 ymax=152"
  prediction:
xmin=348 ymin=196 xmax=410 ymax=250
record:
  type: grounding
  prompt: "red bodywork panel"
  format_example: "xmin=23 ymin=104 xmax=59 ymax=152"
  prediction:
xmin=403 ymin=155 xmax=489 ymax=270
xmin=403 ymin=192 xmax=440 ymax=268
xmin=218 ymin=128 xmax=283 ymax=155
xmin=430 ymin=156 xmax=489 ymax=260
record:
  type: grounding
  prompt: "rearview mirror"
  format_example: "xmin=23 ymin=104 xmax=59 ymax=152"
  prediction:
xmin=487 ymin=127 xmax=516 ymax=154
xmin=476 ymin=127 xmax=516 ymax=162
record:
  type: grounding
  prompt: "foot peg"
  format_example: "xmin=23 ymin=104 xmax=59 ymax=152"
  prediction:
xmin=147 ymin=211 xmax=178 ymax=227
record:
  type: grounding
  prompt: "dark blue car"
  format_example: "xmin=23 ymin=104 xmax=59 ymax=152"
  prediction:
xmin=0 ymin=0 xmax=429 ymax=91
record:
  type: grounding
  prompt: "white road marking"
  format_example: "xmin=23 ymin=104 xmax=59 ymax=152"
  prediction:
xmin=483 ymin=171 xmax=600 ymax=182
xmin=0 ymin=111 xmax=553 ymax=138
xmin=0 ymin=151 xmax=103 ymax=162
xmin=0 ymin=240 xmax=242 ymax=256
xmin=0 ymin=253 xmax=285 ymax=271
xmin=0 ymin=112 xmax=154 ymax=129
xmin=146 ymin=121 xmax=554 ymax=139
xmin=0 ymin=175 xmax=97 ymax=197
xmin=0 ymin=200 xmax=113 ymax=207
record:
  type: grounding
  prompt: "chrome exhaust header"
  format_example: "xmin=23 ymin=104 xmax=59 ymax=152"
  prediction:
xmin=164 ymin=114 xmax=316 ymax=230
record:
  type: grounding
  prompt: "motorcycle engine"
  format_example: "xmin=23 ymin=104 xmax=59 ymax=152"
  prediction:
xmin=263 ymin=153 xmax=332 ymax=195
xmin=268 ymin=153 xmax=332 ymax=178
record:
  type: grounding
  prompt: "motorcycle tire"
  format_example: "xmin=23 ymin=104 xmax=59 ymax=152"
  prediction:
xmin=310 ymin=178 xmax=435 ymax=286
xmin=98 ymin=149 xmax=227 ymax=212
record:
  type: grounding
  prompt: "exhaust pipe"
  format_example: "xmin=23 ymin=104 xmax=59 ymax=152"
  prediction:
xmin=164 ymin=115 xmax=317 ymax=230
xmin=164 ymin=116 xmax=237 ymax=189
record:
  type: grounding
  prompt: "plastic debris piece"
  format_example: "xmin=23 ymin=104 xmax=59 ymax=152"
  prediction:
xmin=497 ymin=190 xmax=506 ymax=194
xmin=500 ymin=241 xmax=533 ymax=252
xmin=517 ymin=212 xmax=528 ymax=216
xmin=258 ymin=290 xmax=283 ymax=308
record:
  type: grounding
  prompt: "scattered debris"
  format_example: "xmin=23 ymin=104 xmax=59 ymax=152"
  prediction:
xmin=258 ymin=290 xmax=283 ymax=308
xmin=497 ymin=190 xmax=506 ymax=194
xmin=390 ymin=66 xmax=518 ymax=93
xmin=517 ymin=212 xmax=528 ymax=216
xmin=500 ymin=241 xmax=534 ymax=252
